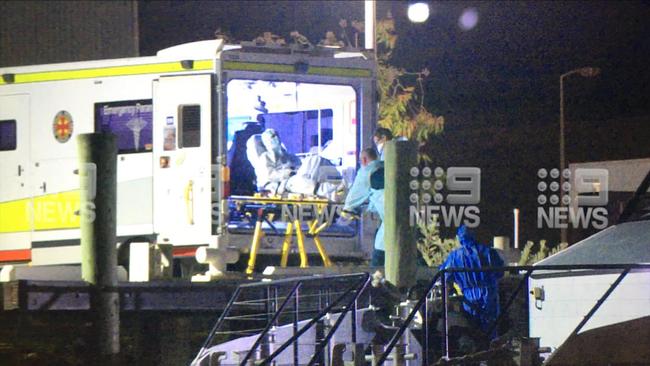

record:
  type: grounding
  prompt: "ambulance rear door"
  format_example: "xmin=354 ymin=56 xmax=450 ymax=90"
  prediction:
xmin=152 ymin=74 xmax=214 ymax=246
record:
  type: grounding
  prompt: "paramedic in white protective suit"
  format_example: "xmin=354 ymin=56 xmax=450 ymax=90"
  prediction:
xmin=254 ymin=128 xmax=302 ymax=193
xmin=251 ymin=128 xmax=343 ymax=197
xmin=341 ymin=147 xmax=385 ymax=266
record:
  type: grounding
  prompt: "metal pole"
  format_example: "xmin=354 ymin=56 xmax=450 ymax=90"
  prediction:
xmin=351 ymin=298 xmax=357 ymax=343
xmin=262 ymin=275 xmax=371 ymax=365
xmin=294 ymin=287 xmax=299 ymax=366
xmin=559 ymin=74 xmax=567 ymax=244
xmin=513 ymin=208 xmax=519 ymax=249
xmin=423 ymin=296 xmax=429 ymax=366
xmin=442 ymin=275 xmax=449 ymax=360
xmin=318 ymin=109 xmax=322 ymax=153
xmin=78 ymin=133 xmax=119 ymax=364
xmin=364 ymin=0 xmax=376 ymax=50
xmin=559 ymin=67 xmax=600 ymax=243
xmin=569 ymin=269 xmax=630 ymax=338
xmin=240 ymin=283 xmax=301 ymax=366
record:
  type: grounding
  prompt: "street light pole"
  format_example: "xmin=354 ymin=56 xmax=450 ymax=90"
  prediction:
xmin=364 ymin=0 xmax=376 ymax=51
xmin=559 ymin=67 xmax=600 ymax=244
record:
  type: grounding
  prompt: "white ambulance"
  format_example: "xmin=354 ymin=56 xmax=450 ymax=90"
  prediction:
xmin=0 ymin=39 xmax=377 ymax=276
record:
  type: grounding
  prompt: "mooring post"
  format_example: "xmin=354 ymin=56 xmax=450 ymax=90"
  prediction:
xmin=383 ymin=140 xmax=418 ymax=289
xmin=78 ymin=133 xmax=119 ymax=364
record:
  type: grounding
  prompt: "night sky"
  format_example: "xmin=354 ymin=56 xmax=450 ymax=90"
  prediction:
xmin=140 ymin=1 xmax=650 ymax=122
xmin=139 ymin=1 xmax=650 ymax=243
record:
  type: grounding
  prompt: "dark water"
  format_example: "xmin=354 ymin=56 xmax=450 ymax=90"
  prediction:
xmin=0 ymin=311 xmax=219 ymax=366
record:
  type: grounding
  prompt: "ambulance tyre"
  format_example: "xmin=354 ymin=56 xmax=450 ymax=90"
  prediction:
xmin=174 ymin=257 xmax=205 ymax=279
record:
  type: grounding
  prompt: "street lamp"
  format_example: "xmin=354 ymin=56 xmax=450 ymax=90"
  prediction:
xmin=559 ymin=66 xmax=600 ymax=244
xmin=408 ymin=2 xmax=430 ymax=23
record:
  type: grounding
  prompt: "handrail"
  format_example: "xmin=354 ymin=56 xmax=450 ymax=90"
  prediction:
xmin=239 ymin=281 xmax=302 ymax=365
xmin=191 ymin=272 xmax=370 ymax=366
xmin=306 ymin=277 xmax=369 ymax=366
xmin=376 ymin=272 xmax=443 ymax=366
xmin=567 ymin=268 xmax=630 ymax=338
xmin=193 ymin=287 xmax=243 ymax=363
xmin=259 ymin=273 xmax=370 ymax=366
xmin=237 ymin=272 xmax=368 ymax=288
xmin=485 ymin=269 xmax=531 ymax=337
xmin=377 ymin=263 xmax=650 ymax=366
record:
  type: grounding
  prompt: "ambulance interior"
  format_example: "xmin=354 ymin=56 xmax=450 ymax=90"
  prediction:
xmin=226 ymin=79 xmax=358 ymax=235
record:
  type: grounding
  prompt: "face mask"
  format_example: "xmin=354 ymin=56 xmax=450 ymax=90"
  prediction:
xmin=262 ymin=130 xmax=281 ymax=151
xmin=269 ymin=136 xmax=280 ymax=149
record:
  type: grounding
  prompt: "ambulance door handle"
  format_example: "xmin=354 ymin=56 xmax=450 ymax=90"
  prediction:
xmin=40 ymin=182 xmax=47 ymax=193
xmin=184 ymin=180 xmax=194 ymax=225
xmin=18 ymin=164 xmax=23 ymax=176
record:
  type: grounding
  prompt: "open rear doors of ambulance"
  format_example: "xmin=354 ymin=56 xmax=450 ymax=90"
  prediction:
xmin=152 ymin=74 xmax=215 ymax=248
xmin=220 ymin=49 xmax=377 ymax=259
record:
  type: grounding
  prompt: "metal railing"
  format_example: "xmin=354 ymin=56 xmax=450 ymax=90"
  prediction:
xmin=191 ymin=264 xmax=649 ymax=365
xmin=377 ymin=263 xmax=650 ymax=366
xmin=191 ymin=272 xmax=371 ymax=366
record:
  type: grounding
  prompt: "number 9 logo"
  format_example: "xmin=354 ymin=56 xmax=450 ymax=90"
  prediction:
xmin=446 ymin=167 xmax=480 ymax=205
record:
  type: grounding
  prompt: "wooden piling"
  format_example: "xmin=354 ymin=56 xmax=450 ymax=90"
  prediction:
xmin=383 ymin=140 xmax=418 ymax=289
xmin=78 ymin=133 xmax=119 ymax=363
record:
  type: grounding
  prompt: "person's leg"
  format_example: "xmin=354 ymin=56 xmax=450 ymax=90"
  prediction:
xmin=371 ymin=249 xmax=385 ymax=266
xmin=371 ymin=222 xmax=385 ymax=266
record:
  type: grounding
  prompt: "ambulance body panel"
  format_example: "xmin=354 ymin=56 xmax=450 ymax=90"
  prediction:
xmin=0 ymin=39 xmax=377 ymax=271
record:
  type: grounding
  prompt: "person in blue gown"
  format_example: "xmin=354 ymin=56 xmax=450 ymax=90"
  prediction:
xmin=439 ymin=225 xmax=504 ymax=339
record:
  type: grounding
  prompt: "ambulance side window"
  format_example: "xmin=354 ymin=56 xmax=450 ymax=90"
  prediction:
xmin=179 ymin=104 xmax=201 ymax=148
xmin=0 ymin=120 xmax=17 ymax=151
xmin=94 ymin=100 xmax=153 ymax=154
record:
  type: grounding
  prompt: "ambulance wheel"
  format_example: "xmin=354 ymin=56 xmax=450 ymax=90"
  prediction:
xmin=172 ymin=257 xmax=207 ymax=279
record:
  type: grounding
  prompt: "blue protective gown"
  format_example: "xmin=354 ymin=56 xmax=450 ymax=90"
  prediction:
xmin=368 ymin=187 xmax=384 ymax=251
xmin=439 ymin=225 xmax=504 ymax=338
xmin=343 ymin=160 xmax=381 ymax=213
xmin=343 ymin=160 xmax=384 ymax=251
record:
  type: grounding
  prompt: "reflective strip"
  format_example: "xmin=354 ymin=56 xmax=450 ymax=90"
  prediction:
xmin=0 ymin=190 xmax=81 ymax=233
xmin=222 ymin=166 xmax=230 ymax=181
xmin=0 ymin=60 xmax=214 ymax=85
xmin=33 ymin=191 xmax=81 ymax=230
xmin=223 ymin=61 xmax=372 ymax=78
xmin=173 ymin=246 xmax=198 ymax=257
xmin=0 ymin=199 xmax=31 ymax=233
xmin=0 ymin=249 xmax=31 ymax=262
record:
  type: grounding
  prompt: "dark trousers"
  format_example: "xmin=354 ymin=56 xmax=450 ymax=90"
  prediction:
xmin=371 ymin=249 xmax=385 ymax=266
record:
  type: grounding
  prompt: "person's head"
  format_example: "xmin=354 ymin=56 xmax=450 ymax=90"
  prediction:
xmin=261 ymin=128 xmax=281 ymax=152
xmin=373 ymin=128 xmax=393 ymax=153
xmin=360 ymin=147 xmax=378 ymax=166
xmin=256 ymin=114 xmax=266 ymax=128
xmin=456 ymin=225 xmax=477 ymax=248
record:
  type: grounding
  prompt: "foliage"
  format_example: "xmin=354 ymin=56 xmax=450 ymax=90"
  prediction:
xmin=220 ymin=14 xmax=445 ymax=162
xmin=518 ymin=240 xmax=568 ymax=265
xmin=375 ymin=14 xmax=444 ymax=163
xmin=416 ymin=218 xmax=459 ymax=267
xmin=337 ymin=13 xmax=445 ymax=163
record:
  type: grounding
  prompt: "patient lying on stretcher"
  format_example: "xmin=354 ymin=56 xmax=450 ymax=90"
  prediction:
xmin=247 ymin=128 xmax=346 ymax=200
